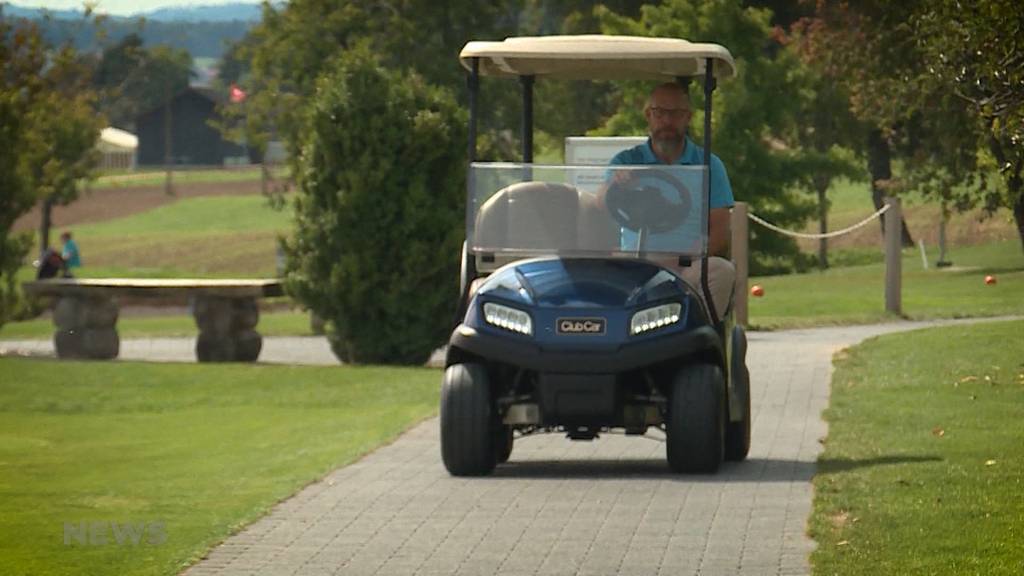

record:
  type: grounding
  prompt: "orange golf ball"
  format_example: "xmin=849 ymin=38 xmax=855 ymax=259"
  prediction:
xmin=985 ymin=275 xmax=997 ymax=285
xmin=751 ymin=285 xmax=765 ymax=297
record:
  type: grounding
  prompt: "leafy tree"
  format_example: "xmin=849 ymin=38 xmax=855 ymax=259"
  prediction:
xmin=595 ymin=0 xmax=818 ymax=272
xmin=283 ymin=47 xmax=466 ymax=364
xmin=781 ymin=25 xmax=866 ymax=268
xmin=223 ymin=0 xmax=519 ymax=175
xmin=0 ymin=16 xmax=102 ymax=324
xmin=794 ymin=2 xmax=983 ymax=248
xmin=216 ymin=34 xmax=252 ymax=86
xmin=915 ymin=0 xmax=1024 ymax=251
xmin=93 ymin=34 xmax=193 ymax=130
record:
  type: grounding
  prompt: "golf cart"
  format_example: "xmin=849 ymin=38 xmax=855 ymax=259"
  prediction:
xmin=441 ymin=36 xmax=750 ymax=476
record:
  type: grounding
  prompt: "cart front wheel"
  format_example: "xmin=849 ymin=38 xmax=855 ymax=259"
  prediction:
xmin=667 ymin=363 xmax=725 ymax=473
xmin=440 ymin=363 xmax=497 ymax=476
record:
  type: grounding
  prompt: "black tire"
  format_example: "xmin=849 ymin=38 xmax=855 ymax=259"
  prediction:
xmin=494 ymin=425 xmax=513 ymax=464
xmin=440 ymin=363 xmax=497 ymax=476
xmin=667 ymin=363 xmax=725 ymax=474
xmin=725 ymin=326 xmax=751 ymax=462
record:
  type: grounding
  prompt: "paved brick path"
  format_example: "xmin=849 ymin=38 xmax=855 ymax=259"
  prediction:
xmin=174 ymin=322 xmax=957 ymax=576
xmin=1 ymin=320 xmax=1006 ymax=575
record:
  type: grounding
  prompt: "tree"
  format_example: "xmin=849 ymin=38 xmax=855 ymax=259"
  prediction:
xmin=93 ymin=34 xmax=192 ymax=130
xmin=221 ymin=0 xmax=527 ymax=179
xmin=282 ymin=47 xmax=466 ymax=364
xmin=595 ymin=0 xmax=819 ymax=272
xmin=0 ymin=16 xmax=102 ymax=325
xmin=915 ymin=0 xmax=1024 ymax=252
xmin=794 ymin=2 xmax=986 ymax=249
xmin=782 ymin=24 xmax=866 ymax=269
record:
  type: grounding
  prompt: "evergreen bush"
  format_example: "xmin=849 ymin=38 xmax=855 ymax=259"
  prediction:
xmin=283 ymin=47 xmax=466 ymax=365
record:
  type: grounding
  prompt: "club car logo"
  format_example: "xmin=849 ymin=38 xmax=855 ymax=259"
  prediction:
xmin=557 ymin=317 xmax=606 ymax=335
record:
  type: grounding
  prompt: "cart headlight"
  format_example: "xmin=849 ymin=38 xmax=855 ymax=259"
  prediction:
xmin=630 ymin=303 xmax=682 ymax=335
xmin=483 ymin=303 xmax=533 ymax=335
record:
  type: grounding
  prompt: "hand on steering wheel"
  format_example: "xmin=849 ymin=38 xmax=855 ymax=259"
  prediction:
xmin=605 ymin=168 xmax=692 ymax=234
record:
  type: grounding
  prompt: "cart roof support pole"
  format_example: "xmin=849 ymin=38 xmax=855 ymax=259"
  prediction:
xmin=521 ymin=75 xmax=534 ymax=163
xmin=701 ymin=58 xmax=719 ymax=324
xmin=467 ymin=58 xmax=479 ymax=163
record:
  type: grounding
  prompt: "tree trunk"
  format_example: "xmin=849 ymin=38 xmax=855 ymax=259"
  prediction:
xmin=39 ymin=195 xmax=54 ymax=252
xmin=987 ymin=131 xmax=1024 ymax=253
xmin=816 ymin=180 xmax=828 ymax=269
xmin=163 ymin=96 xmax=173 ymax=195
xmin=1014 ymin=191 xmax=1024 ymax=253
xmin=867 ymin=129 xmax=914 ymax=247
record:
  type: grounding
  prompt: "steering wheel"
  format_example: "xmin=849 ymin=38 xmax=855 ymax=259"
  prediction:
xmin=604 ymin=168 xmax=692 ymax=234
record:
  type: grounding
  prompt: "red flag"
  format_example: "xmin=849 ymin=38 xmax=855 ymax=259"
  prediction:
xmin=230 ymin=84 xmax=247 ymax=103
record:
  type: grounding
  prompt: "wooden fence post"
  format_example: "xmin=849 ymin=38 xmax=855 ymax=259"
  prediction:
xmin=884 ymin=196 xmax=902 ymax=315
xmin=731 ymin=202 xmax=749 ymax=326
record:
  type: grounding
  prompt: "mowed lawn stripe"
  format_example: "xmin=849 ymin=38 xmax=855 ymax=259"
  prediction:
xmin=749 ymin=240 xmax=1024 ymax=329
xmin=811 ymin=319 xmax=1024 ymax=575
xmin=0 ymin=359 xmax=441 ymax=576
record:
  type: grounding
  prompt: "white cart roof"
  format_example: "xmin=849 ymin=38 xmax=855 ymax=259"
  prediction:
xmin=459 ymin=35 xmax=736 ymax=80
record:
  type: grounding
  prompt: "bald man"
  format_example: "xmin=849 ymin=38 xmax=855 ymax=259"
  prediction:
xmin=606 ymin=82 xmax=736 ymax=320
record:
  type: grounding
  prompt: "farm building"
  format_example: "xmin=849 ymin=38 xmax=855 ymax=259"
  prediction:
xmin=97 ymin=127 xmax=138 ymax=170
xmin=135 ymin=86 xmax=250 ymax=167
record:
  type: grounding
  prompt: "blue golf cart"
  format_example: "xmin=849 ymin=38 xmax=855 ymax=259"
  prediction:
xmin=441 ymin=36 xmax=750 ymax=476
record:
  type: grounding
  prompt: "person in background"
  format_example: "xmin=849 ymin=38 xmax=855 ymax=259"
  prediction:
xmin=60 ymin=231 xmax=81 ymax=272
xmin=36 ymin=249 xmax=67 ymax=279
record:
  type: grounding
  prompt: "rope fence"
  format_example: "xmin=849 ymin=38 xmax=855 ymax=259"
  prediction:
xmin=746 ymin=204 xmax=891 ymax=240
xmin=731 ymin=197 xmax=905 ymax=326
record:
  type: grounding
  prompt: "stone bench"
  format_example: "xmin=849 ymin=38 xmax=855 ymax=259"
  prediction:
xmin=22 ymin=278 xmax=284 ymax=362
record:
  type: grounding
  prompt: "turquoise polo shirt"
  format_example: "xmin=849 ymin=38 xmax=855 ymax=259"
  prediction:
xmin=609 ymin=136 xmax=734 ymax=209
xmin=608 ymin=137 xmax=733 ymax=253
xmin=62 ymin=238 xmax=81 ymax=268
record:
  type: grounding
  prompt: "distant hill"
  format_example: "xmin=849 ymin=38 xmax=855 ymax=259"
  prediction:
xmin=1 ymin=3 xmax=82 ymax=19
xmin=1 ymin=2 xmax=266 ymax=21
xmin=0 ymin=2 xmax=270 ymax=58
xmin=136 ymin=3 xmax=264 ymax=22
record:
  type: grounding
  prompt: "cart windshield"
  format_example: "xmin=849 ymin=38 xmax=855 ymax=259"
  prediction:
xmin=468 ymin=163 xmax=708 ymax=259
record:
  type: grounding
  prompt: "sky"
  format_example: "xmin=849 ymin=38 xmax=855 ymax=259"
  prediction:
xmin=6 ymin=0 xmax=263 ymax=17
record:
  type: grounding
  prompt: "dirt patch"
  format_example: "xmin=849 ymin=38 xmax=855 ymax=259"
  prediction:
xmin=12 ymin=180 xmax=266 ymax=234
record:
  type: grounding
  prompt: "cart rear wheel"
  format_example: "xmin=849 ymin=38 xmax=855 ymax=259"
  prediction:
xmin=494 ymin=425 xmax=513 ymax=464
xmin=440 ymin=363 xmax=497 ymax=476
xmin=725 ymin=326 xmax=751 ymax=461
xmin=667 ymin=363 xmax=725 ymax=473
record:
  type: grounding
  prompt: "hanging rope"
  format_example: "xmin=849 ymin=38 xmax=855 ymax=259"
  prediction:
xmin=747 ymin=204 xmax=891 ymax=240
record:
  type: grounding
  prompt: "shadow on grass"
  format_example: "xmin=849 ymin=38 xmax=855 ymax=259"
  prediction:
xmin=489 ymin=454 xmax=941 ymax=482
xmin=817 ymin=454 xmax=942 ymax=474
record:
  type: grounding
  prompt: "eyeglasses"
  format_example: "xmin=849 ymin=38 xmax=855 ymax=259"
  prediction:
xmin=648 ymin=107 xmax=689 ymax=119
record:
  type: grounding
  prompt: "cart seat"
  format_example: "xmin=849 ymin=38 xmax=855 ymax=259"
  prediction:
xmin=475 ymin=181 xmax=580 ymax=251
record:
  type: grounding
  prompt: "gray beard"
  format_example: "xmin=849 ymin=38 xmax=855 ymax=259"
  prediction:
xmin=652 ymin=137 xmax=683 ymax=157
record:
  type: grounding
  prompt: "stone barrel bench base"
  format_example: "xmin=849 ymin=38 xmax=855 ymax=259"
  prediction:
xmin=193 ymin=296 xmax=262 ymax=362
xmin=23 ymin=279 xmax=283 ymax=363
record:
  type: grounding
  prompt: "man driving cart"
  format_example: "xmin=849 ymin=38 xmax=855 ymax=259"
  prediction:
xmin=602 ymin=81 xmax=736 ymax=321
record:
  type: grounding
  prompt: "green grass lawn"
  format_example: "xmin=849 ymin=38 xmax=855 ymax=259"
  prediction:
xmin=90 ymin=167 xmax=289 ymax=190
xmin=748 ymin=240 xmax=1024 ymax=329
xmin=0 ymin=359 xmax=441 ymax=576
xmin=23 ymin=195 xmax=292 ymax=279
xmin=810 ymin=319 xmax=1024 ymax=575
xmin=0 ymin=309 xmax=314 ymax=340
xmin=5 ymin=237 xmax=1018 ymax=339
xmin=793 ymin=176 xmax=1019 ymax=251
